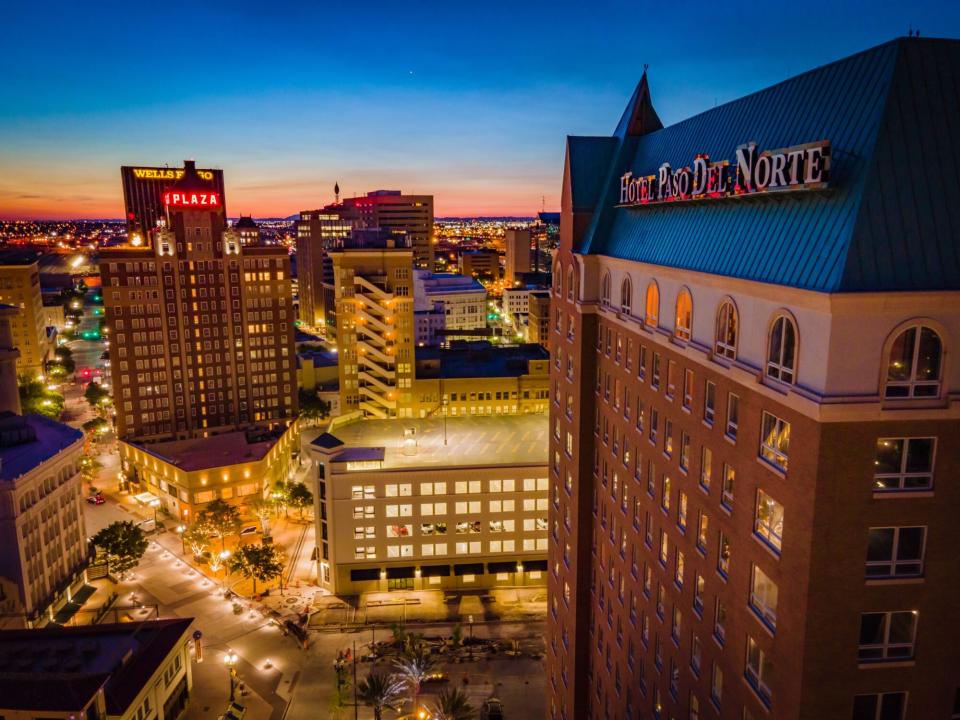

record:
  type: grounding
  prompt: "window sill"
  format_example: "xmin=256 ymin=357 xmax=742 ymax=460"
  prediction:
xmin=742 ymin=675 xmax=772 ymax=710
xmin=872 ymin=490 xmax=934 ymax=500
xmin=865 ymin=576 xmax=925 ymax=586
xmin=752 ymin=533 xmax=782 ymax=560
xmin=748 ymin=605 xmax=777 ymax=637
xmin=756 ymin=455 xmax=787 ymax=479
xmin=857 ymin=660 xmax=915 ymax=670
xmin=724 ymin=433 xmax=737 ymax=446
xmin=703 ymin=418 xmax=715 ymax=430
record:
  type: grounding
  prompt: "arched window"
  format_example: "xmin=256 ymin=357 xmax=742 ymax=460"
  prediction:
xmin=567 ymin=266 xmax=575 ymax=302
xmin=767 ymin=314 xmax=798 ymax=384
xmin=554 ymin=266 xmax=563 ymax=295
xmin=600 ymin=273 xmax=611 ymax=306
xmin=885 ymin=325 xmax=943 ymax=398
xmin=714 ymin=300 xmax=738 ymax=359
xmin=675 ymin=288 xmax=693 ymax=341
xmin=645 ymin=281 xmax=659 ymax=327
xmin=620 ymin=277 xmax=633 ymax=314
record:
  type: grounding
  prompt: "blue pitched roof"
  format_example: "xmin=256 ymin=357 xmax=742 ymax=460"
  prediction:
xmin=574 ymin=37 xmax=960 ymax=293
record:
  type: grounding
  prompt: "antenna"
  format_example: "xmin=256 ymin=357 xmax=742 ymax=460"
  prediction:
xmin=907 ymin=25 xmax=913 ymax=37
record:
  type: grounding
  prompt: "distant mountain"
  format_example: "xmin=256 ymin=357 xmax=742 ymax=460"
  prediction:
xmin=436 ymin=216 xmax=536 ymax=222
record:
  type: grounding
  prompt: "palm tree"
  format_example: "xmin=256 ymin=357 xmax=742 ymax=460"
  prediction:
xmin=392 ymin=642 xmax=437 ymax=713
xmin=431 ymin=688 xmax=476 ymax=720
xmin=356 ymin=672 xmax=405 ymax=720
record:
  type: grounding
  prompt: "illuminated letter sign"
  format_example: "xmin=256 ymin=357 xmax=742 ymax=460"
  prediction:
xmin=617 ymin=140 xmax=830 ymax=207
xmin=132 ymin=168 xmax=215 ymax=181
xmin=162 ymin=191 xmax=221 ymax=208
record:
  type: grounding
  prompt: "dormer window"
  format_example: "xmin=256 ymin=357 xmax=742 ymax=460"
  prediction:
xmin=885 ymin=325 xmax=942 ymax=398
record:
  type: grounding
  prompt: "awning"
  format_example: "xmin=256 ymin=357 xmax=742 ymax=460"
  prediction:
xmin=524 ymin=560 xmax=548 ymax=572
xmin=454 ymin=563 xmax=484 ymax=576
xmin=386 ymin=566 xmax=415 ymax=579
xmin=133 ymin=492 xmax=159 ymax=505
xmin=350 ymin=568 xmax=380 ymax=581
xmin=421 ymin=564 xmax=450 ymax=577
xmin=487 ymin=561 xmax=519 ymax=574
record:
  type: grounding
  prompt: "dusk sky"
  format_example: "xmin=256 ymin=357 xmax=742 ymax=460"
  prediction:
xmin=3 ymin=0 xmax=958 ymax=220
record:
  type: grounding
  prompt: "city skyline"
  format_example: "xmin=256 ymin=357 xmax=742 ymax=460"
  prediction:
xmin=3 ymin=0 xmax=960 ymax=220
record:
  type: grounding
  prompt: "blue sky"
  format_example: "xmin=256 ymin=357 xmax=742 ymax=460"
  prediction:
xmin=2 ymin=0 xmax=958 ymax=218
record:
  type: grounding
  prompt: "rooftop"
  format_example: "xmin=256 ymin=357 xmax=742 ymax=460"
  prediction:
xmin=415 ymin=341 xmax=548 ymax=379
xmin=128 ymin=427 xmax=288 ymax=472
xmin=0 ymin=618 xmax=192 ymax=713
xmin=316 ymin=414 xmax=547 ymax=471
xmin=573 ymin=37 xmax=960 ymax=292
xmin=0 ymin=414 xmax=83 ymax=483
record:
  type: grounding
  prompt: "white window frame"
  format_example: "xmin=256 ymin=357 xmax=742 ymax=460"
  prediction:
xmin=858 ymin=611 xmax=917 ymax=662
xmin=759 ymin=411 xmax=790 ymax=472
xmin=873 ymin=437 xmax=935 ymax=492
xmin=866 ymin=526 xmax=926 ymax=578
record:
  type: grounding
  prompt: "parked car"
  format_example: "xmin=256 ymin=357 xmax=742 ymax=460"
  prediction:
xmin=86 ymin=493 xmax=105 ymax=505
xmin=481 ymin=698 xmax=504 ymax=720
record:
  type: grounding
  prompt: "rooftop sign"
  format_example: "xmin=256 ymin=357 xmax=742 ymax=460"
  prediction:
xmin=132 ymin=167 xmax=215 ymax=181
xmin=618 ymin=140 xmax=830 ymax=207
xmin=162 ymin=191 xmax=221 ymax=208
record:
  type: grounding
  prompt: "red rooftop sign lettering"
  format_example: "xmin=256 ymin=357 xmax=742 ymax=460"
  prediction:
xmin=162 ymin=191 xmax=221 ymax=208
xmin=618 ymin=140 xmax=831 ymax=207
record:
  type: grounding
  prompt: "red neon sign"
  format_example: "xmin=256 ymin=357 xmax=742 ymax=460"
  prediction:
xmin=162 ymin=191 xmax=221 ymax=208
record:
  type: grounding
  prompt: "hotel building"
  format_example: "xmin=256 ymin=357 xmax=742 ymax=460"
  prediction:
xmin=0 ymin=252 xmax=52 ymax=373
xmin=307 ymin=414 xmax=548 ymax=594
xmin=546 ymin=38 xmax=960 ymax=720
xmin=121 ymin=163 xmax=224 ymax=239
xmin=101 ymin=161 xmax=297 ymax=443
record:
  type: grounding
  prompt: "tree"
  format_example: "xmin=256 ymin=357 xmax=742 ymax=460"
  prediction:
xmin=356 ymin=672 xmax=406 ymax=720
xmin=199 ymin=499 xmax=242 ymax=551
xmin=247 ymin=497 xmax=273 ymax=534
xmin=432 ymin=688 xmax=476 ymax=720
xmin=227 ymin=543 xmax=283 ymax=595
xmin=79 ymin=454 xmax=102 ymax=483
xmin=93 ymin=521 xmax=147 ymax=575
xmin=84 ymin=381 xmax=111 ymax=410
xmin=287 ymin=481 xmax=313 ymax=519
xmin=392 ymin=641 xmax=437 ymax=712
xmin=272 ymin=480 xmax=289 ymax=518
xmin=297 ymin=389 xmax=330 ymax=426
xmin=183 ymin=520 xmax=213 ymax=558
xmin=18 ymin=376 xmax=64 ymax=419
xmin=82 ymin=416 xmax=109 ymax=438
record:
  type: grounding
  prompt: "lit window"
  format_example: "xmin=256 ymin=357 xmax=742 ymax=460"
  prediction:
xmin=601 ymin=272 xmax=611 ymax=306
xmin=766 ymin=314 xmax=798 ymax=384
xmin=725 ymin=393 xmax=739 ymax=440
xmin=717 ymin=531 xmax=731 ymax=577
xmin=645 ymin=281 xmax=659 ymax=327
xmin=749 ymin=564 xmax=778 ymax=630
xmin=858 ymin=611 xmax=917 ymax=662
xmin=721 ymin=464 xmax=734 ymax=510
xmin=885 ymin=325 xmax=942 ymax=398
xmin=675 ymin=288 xmax=692 ymax=341
xmin=866 ymin=527 xmax=925 ymax=577
xmin=714 ymin=300 xmax=738 ymax=359
xmin=759 ymin=411 xmax=790 ymax=471
xmin=754 ymin=490 xmax=784 ymax=553
xmin=873 ymin=437 xmax=935 ymax=492
xmin=620 ymin=277 xmax=632 ymax=314
xmin=745 ymin=636 xmax=773 ymax=704
xmin=710 ymin=662 xmax=723 ymax=707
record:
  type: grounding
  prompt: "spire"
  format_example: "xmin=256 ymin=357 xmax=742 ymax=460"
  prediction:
xmin=334 ymin=182 xmax=340 ymax=203
xmin=614 ymin=67 xmax=663 ymax=139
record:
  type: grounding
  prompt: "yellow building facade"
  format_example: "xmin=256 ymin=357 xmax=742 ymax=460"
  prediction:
xmin=0 ymin=260 xmax=51 ymax=373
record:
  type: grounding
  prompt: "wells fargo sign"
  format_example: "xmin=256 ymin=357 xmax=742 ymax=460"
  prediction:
xmin=132 ymin=167 xmax=215 ymax=181
xmin=618 ymin=140 xmax=830 ymax=207
xmin=162 ymin=191 xmax=221 ymax=208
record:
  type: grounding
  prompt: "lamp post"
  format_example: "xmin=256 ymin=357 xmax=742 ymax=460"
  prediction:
xmin=148 ymin=498 xmax=160 ymax=531
xmin=220 ymin=550 xmax=232 ymax=594
xmin=223 ymin=650 xmax=238 ymax=701
xmin=176 ymin=525 xmax=187 ymax=554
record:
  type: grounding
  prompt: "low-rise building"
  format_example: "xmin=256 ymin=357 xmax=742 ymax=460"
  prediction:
xmin=459 ymin=249 xmax=499 ymax=279
xmin=297 ymin=348 xmax=339 ymax=392
xmin=118 ymin=422 xmax=299 ymax=523
xmin=413 ymin=271 xmax=487 ymax=346
xmin=308 ymin=414 xmax=548 ymax=594
xmin=526 ymin=289 xmax=551 ymax=348
xmin=0 ymin=618 xmax=194 ymax=720
xmin=0 ymin=252 xmax=52 ymax=373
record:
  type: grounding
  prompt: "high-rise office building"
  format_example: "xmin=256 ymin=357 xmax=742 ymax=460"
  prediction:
xmin=0 ymin=252 xmax=52 ymax=373
xmin=342 ymin=191 xmax=434 ymax=269
xmin=504 ymin=229 xmax=532 ymax=286
xmin=101 ymin=161 xmax=297 ymax=443
xmin=332 ymin=245 xmax=415 ymax=419
xmin=295 ymin=206 xmax=358 ymax=332
xmin=547 ymin=39 xmax=960 ymax=720
xmin=120 ymin=163 xmax=224 ymax=239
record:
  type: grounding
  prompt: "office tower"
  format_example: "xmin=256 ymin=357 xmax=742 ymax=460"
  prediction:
xmin=121 ymin=163 xmax=224 ymax=239
xmin=295 ymin=205 xmax=358 ymax=331
xmin=0 ymin=251 xmax=52 ymax=373
xmin=504 ymin=229 xmax=533 ymax=287
xmin=459 ymin=249 xmax=500 ymax=279
xmin=342 ymin=191 xmax=434 ymax=269
xmin=527 ymin=290 xmax=550 ymax=348
xmin=532 ymin=211 xmax=560 ymax=273
xmin=233 ymin=215 xmax=260 ymax=245
xmin=101 ymin=161 xmax=297 ymax=443
xmin=332 ymin=245 xmax=416 ymax=419
xmin=307 ymin=414 xmax=548 ymax=594
xmin=547 ymin=39 xmax=960 ymax=720
xmin=0 ymin=306 xmax=87 ymax=628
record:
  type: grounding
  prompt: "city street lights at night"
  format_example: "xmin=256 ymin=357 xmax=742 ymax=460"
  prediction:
xmin=220 ymin=550 xmax=231 ymax=593
xmin=175 ymin=524 xmax=186 ymax=554
xmin=223 ymin=650 xmax=238 ymax=701
xmin=148 ymin=498 xmax=160 ymax=529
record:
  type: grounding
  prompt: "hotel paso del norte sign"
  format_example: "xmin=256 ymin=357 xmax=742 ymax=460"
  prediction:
xmin=618 ymin=140 xmax=831 ymax=207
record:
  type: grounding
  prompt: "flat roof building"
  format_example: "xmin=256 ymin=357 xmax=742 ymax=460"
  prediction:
xmin=0 ymin=251 xmax=53 ymax=373
xmin=342 ymin=191 xmax=434 ymax=269
xmin=307 ymin=414 xmax=548 ymax=594
xmin=547 ymin=38 xmax=960 ymax=720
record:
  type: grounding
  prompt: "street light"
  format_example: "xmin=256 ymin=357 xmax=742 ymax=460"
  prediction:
xmin=148 ymin=498 xmax=160 ymax=530
xmin=220 ymin=550 xmax=232 ymax=593
xmin=176 ymin=525 xmax=187 ymax=554
xmin=223 ymin=651 xmax=238 ymax=701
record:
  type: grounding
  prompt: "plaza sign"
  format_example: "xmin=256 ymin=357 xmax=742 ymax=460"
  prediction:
xmin=618 ymin=140 xmax=831 ymax=207
xmin=162 ymin=191 xmax=221 ymax=208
